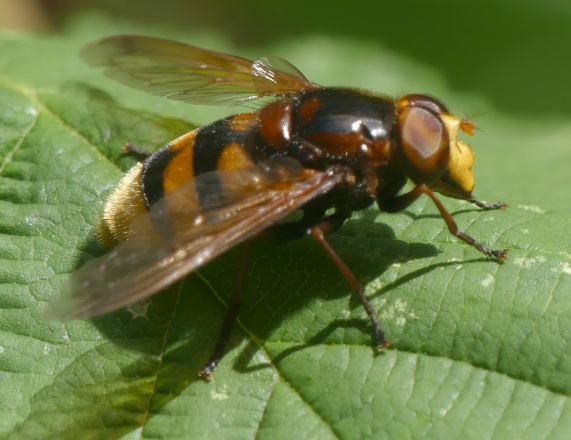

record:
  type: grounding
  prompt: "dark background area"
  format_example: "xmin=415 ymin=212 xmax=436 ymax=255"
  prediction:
xmin=1 ymin=0 xmax=570 ymax=118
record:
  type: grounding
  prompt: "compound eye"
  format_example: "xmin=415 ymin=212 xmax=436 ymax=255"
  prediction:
xmin=399 ymin=106 xmax=449 ymax=182
xmin=400 ymin=94 xmax=449 ymax=115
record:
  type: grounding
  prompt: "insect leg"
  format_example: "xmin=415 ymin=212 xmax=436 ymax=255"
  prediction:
xmin=380 ymin=184 xmax=508 ymax=262
xmin=309 ymin=224 xmax=388 ymax=352
xmin=198 ymin=246 xmax=249 ymax=382
xmin=266 ymin=212 xmax=343 ymax=240
xmin=469 ymin=197 xmax=508 ymax=210
xmin=123 ymin=143 xmax=151 ymax=160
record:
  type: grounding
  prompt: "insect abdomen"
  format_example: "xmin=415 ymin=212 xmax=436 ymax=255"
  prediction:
xmin=98 ymin=114 xmax=259 ymax=245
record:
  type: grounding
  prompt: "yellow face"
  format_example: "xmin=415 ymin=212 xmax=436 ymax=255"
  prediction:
xmin=434 ymin=114 xmax=476 ymax=198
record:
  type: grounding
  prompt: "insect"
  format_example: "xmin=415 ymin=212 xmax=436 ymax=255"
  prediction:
xmin=49 ymin=35 xmax=508 ymax=381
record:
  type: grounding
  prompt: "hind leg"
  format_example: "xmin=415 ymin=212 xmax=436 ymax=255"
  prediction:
xmin=198 ymin=246 xmax=249 ymax=381
xmin=123 ymin=143 xmax=151 ymax=160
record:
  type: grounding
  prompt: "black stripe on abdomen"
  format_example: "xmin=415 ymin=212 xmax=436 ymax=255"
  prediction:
xmin=141 ymin=144 xmax=176 ymax=210
xmin=141 ymin=116 xmax=257 ymax=215
xmin=193 ymin=118 xmax=249 ymax=207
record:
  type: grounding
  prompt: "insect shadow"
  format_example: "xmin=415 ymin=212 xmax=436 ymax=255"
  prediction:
xmin=91 ymin=209 xmax=442 ymax=383
xmin=73 ymin=205 xmax=506 ymax=421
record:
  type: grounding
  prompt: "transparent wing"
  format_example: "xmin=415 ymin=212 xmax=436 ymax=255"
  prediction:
xmin=82 ymin=35 xmax=317 ymax=106
xmin=48 ymin=159 xmax=342 ymax=319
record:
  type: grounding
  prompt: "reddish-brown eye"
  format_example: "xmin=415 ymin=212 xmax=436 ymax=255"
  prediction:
xmin=398 ymin=106 xmax=449 ymax=183
xmin=400 ymin=94 xmax=449 ymax=115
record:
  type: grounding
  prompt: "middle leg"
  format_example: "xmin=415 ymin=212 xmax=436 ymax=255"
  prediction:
xmin=264 ymin=208 xmax=387 ymax=350
xmin=309 ymin=223 xmax=388 ymax=351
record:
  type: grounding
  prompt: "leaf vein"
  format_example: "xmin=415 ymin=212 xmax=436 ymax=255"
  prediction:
xmin=138 ymin=279 xmax=185 ymax=438
xmin=0 ymin=77 xmax=121 ymax=172
xmin=196 ymin=272 xmax=341 ymax=440
xmin=0 ymin=112 xmax=38 ymax=177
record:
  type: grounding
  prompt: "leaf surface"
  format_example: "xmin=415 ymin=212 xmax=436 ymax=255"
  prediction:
xmin=1 ymin=18 xmax=571 ymax=440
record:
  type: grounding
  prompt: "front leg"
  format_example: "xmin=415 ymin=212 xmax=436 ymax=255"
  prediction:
xmin=469 ymin=197 xmax=507 ymax=210
xmin=378 ymin=184 xmax=508 ymax=262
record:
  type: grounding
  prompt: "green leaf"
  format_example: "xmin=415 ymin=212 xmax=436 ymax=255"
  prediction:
xmin=1 ymin=17 xmax=571 ymax=440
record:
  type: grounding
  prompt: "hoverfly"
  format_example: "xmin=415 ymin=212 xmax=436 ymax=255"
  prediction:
xmin=49 ymin=35 xmax=508 ymax=381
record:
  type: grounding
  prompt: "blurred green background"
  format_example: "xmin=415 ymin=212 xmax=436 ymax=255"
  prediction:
xmin=1 ymin=0 xmax=570 ymax=118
